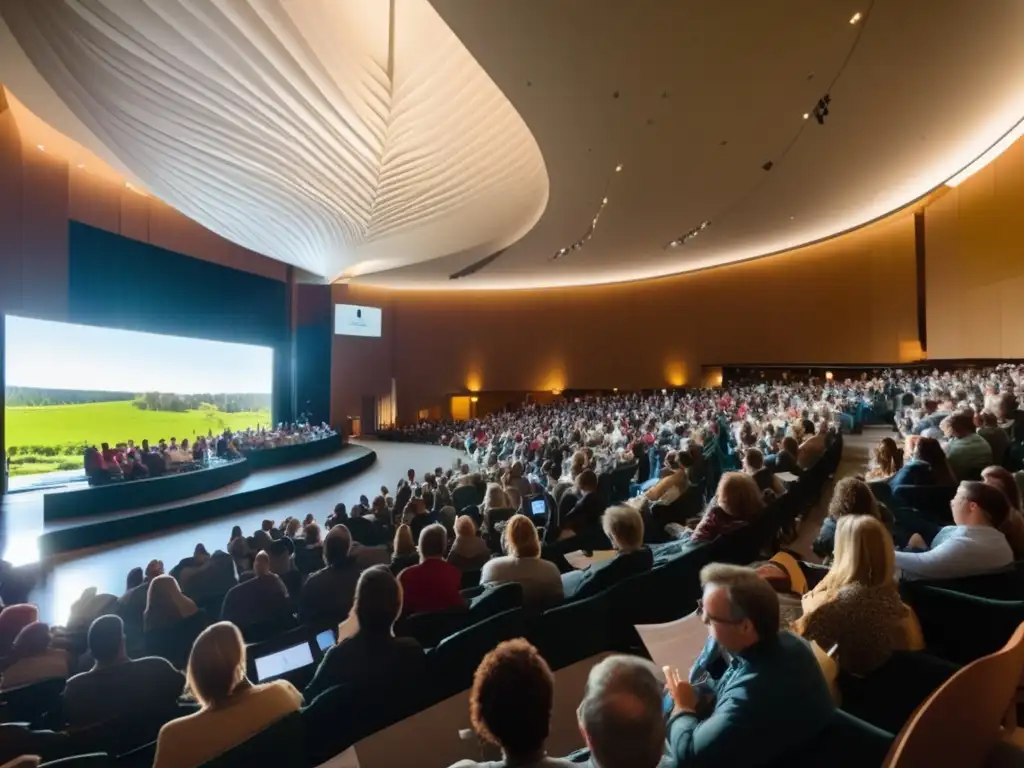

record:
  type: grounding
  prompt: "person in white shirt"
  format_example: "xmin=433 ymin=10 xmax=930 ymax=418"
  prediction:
xmin=895 ymin=481 xmax=1013 ymax=581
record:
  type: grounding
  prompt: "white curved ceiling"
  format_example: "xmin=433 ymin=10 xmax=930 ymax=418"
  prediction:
xmin=2 ymin=0 xmax=1023 ymax=290
xmin=0 ymin=0 xmax=549 ymax=279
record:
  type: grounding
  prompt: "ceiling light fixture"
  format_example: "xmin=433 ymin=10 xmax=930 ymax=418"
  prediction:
xmin=551 ymin=162 xmax=623 ymax=261
xmin=36 ymin=144 xmax=44 ymax=151
xmin=945 ymin=116 xmax=1024 ymax=188
xmin=812 ymin=94 xmax=831 ymax=124
xmin=666 ymin=220 xmax=712 ymax=249
xmin=849 ymin=11 xmax=862 ymax=24
xmin=802 ymin=113 xmax=809 ymax=120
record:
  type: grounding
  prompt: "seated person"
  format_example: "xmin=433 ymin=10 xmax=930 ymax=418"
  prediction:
xmin=977 ymin=410 xmax=1010 ymax=466
xmin=663 ymin=564 xmax=834 ymax=765
xmin=865 ymin=437 xmax=903 ymax=481
xmin=796 ymin=420 xmax=829 ymax=470
xmin=0 ymin=622 xmax=69 ymax=690
xmin=449 ymin=639 xmax=575 ymax=768
xmin=812 ymin=477 xmax=894 ymax=564
xmin=895 ymin=481 xmax=1014 ymax=581
xmin=398 ymin=524 xmax=465 ymax=615
xmin=391 ymin=524 xmax=420 ymax=576
xmin=447 ymin=515 xmax=492 ymax=571
xmin=796 ymin=516 xmax=918 ymax=675
xmin=943 ymin=410 xmax=993 ymax=481
xmin=982 ymin=465 xmax=1024 ymax=559
xmin=643 ymin=456 xmax=690 ymax=506
xmin=889 ymin=436 xmax=958 ymax=490
xmin=767 ymin=436 xmax=801 ymax=475
xmin=561 ymin=470 xmax=606 ymax=539
xmin=293 ymin=523 xmax=325 ymax=575
xmin=153 ymin=622 xmax=301 ymax=768
xmin=304 ymin=566 xmax=424 ymax=703
xmin=575 ymin=655 xmax=667 ymax=768
xmin=742 ymin=448 xmax=784 ymax=496
xmin=672 ymin=472 xmax=765 ymax=543
xmin=562 ymin=506 xmax=652 ymax=600
xmin=63 ymin=615 xmax=185 ymax=728
xmin=481 ymin=515 xmax=563 ymax=611
xmin=220 ymin=552 xmax=291 ymax=631
xmin=299 ymin=525 xmax=361 ymax=626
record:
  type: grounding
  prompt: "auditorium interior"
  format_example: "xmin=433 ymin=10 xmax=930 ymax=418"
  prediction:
xmin=1 ymin=0 xmax=1024 ymax=766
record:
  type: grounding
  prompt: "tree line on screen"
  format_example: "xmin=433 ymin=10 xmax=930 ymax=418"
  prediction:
xmin=5 ymin=386 xmax=270 ymax=413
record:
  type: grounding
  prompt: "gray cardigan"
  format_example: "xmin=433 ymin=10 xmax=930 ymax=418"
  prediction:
xmin=480 ymin=555 xmax=564 ymax=610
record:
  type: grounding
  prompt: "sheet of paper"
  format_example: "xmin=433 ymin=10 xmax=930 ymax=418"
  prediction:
xmin=775 ymin=471 xmax=800 ymax=483
xmin=635 ymin=612 xmax=709 ymax=674
xmin=564 ymin=549 xmax=617 ymax=570
xmin=317 ymin=746 xmax=360 ymax=768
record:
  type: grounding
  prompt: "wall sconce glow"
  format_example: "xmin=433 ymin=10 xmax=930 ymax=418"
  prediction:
xmin=945 ymin=116 xmax=1024 ymax=187
xmin=825 ymin=371 xmax=834 ymax=382
xmin=470 ymin=396 xmax=479 ymax=403
xmin=664 ymin=362 xmax=686 ymax=388
xmin=466 ymin=372 xmax=482 ymax=392
xmin=612 ymin=387 xmax=618 ymax=392
xmin=551 ymin=389 xmax=562 ymax=396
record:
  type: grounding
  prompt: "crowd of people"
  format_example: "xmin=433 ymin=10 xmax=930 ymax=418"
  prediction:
xmin=83 ymin=422 xmax=336 ymax=485
xmin=0 ymin=364 xmax=1022 ymax=765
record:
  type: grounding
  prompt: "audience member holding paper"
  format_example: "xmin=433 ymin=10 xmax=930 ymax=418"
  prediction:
xmin=562 ymin=506 xmax=653 ymax=600
xmin=304 ymin=566 xmax=424 ymax=704
xmin=662 ymin=564 xmax=833 ymax=767
xmin=795 ymin=516 xmax=922 ymax=676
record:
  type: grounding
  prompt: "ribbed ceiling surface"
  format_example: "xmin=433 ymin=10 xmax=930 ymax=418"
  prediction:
xmin=0 ymin=0 xmax=548 ymax=278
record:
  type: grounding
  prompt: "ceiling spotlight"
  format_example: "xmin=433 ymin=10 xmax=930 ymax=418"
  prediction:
xmin=669 ymin=239 xmax=681 ymax=248
xmin=762 ymin=160 xmax=774 ymax=172
xmin=615 ymin=163 xmax=623 ymax=172
xmin=36 ymin=144 xmax=44 ymax=151
xmin=602 ymin=197 xmax=608 ymax=204
xmin=802 ymin=113 xmax=809 ymax=120
xmin=849 ymin=11 xmax=862 ymax=24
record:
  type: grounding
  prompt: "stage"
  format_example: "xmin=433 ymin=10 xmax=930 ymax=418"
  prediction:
xmin=1 ymin=443 xmax=377 ymax=560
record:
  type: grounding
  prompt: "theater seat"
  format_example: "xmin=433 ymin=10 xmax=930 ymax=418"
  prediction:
xmin=891 ymin=486 xmax=955 ymax=523
xmin=394 ymin=605 xmax=469 ymax=650
xmin=781 ymin=709 xmax=894 ymax=768
xmin=468 ymin=582 xmax=524 ymax=623
xmin=0 ymin=676 xmax=67 ymax=728
xmin=901 ymin=582 xmax=1024 ymax=664
xmin=425 ymin=608 xmax=526 ymax=702
xmin=38 ymin=754 xmax=109 ymax=768
xmin=529 ymin=592 xmax=610 ymax=671
xmin=909 ymin=562 xmax=1024 ymax=601
xmin=201 ymin=710 xmax=304 ymax=767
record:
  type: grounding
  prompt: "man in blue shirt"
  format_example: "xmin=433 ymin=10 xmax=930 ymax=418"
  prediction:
xmin=663 ymin=564 xmax=834 ymax=767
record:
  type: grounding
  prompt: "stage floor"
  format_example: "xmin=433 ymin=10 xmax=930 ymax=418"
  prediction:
xmin=11 ymin=440 xmax=468 ymax=623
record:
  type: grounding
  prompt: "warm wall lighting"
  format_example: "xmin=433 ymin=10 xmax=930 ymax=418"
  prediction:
xmin=36 ymin=144 xmax=45 ymax=151
xmin=945 ymin=117 xmax=1024 ymax=188
xmin=664 ymin=362 xmax=686 ymax=388
xmin=76 ymin=163 xmax=85 ymax=169
xmin=825 ymin=371 xmax=834 ymax=381
xmin=849 ymin=11 xmax=862 ymax=24
xmin=612 ymin=387 xmax=618 ymax=392
xmin=466 ymin=372 xmax=482 ymax=392
xmin=470 ymin=396 xmax=479 ymax=403
xmin=551 ymin=389 xmax=562 ymax=396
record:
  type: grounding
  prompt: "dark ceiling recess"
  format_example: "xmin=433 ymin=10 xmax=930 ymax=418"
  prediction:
xmin=762 ymin=161 xmax=774 ymax=172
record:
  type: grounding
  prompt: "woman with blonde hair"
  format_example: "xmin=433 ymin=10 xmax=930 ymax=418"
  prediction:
xmin=153 ymin=622 xmax=301 ymax=768
xmin=390 ymin=523 xmax=419 ymax=576
xmin=144 ymin=575 xmax=198 ymax=632
xmin=795 ymin=515 xmax=918 ymax=675
xmin=866 ymin=437 xmax=903 ymax=481
xmin=480 ymin=515 xmax=563 ymax=610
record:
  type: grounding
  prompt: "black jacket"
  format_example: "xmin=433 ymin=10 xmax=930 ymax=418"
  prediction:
xmin=566 ymin=547 xmax=654 ymax=600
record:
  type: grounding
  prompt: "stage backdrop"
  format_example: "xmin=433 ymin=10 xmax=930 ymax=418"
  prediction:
xmin=66 ymin=222 xmax=292 ymax=424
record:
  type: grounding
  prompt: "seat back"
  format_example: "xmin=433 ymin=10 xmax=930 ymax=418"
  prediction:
xmin=395 ymin=606 xmax=470 ymax=650
xmin=892 ymin=485 xmax=955 ymax=522
xmin=912 ymin=564 xmax=1024 ymax=601
xmin=783 ymin=709 xmax=893 ymax=768
xmin=426 ymin=608 xmax=526 ymax=702
xmin=468 ymin=582 xmax=524 ymax=624
xmin=899 ymin=583 xmax=1024 ymax=664
xmin=38 ymin=754 xmax=109 ymax=768
xmin=610 ymin=462 xmax=637 ymax=503
xmin=529 ymin=592 xmax=610 ymax=671
xmin=0 ymin=676 xmax=67 ymax=727
xmin=203 ymin=710 xmax=304 ymax=767
xmin=143 ymin=610 xmax=211 ymax=669
xmin=883 ymin=622 xmax=1024 ymax=767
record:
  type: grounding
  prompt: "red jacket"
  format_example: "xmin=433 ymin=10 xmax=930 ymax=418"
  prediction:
xmin=398 ymin=558 xmax=464 ymax=616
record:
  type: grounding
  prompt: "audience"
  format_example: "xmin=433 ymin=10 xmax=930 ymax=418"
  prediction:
xmin=663 ymin=564 xmax=833 ymax=765
xmin=153 ymin=622 xmax=301 ymax=768
xmin=0 ymin=604 xmax=40 ymax=657
xmin=304 ymin=566 xmax=425 ymax=703
xmin=447 ymin=515 xmax=491 ymax=571
xmin=399 ymin=525 xmax=465 ymax=616
xmin=676 ymin=472 xmax=765 ymax=543
xmin=299 ymin=525 xmax=360 ymax=625
xmin=981 ymin=465 xmax=1024 ymax=558
xmin=143 ymin=575 xmax=198 ymax=632
xmin=889 ymin=436 xmax=958 ymax=490
xmin=562 ymin=506 xmax=652 ymax=600
xmin=575 ymin=655 xmax=667 ymax=768
xmin=391 ymin=524 xmax=420 ymax=576
xmin=865 ymin=437 xmax=903 ymax=481
xmin=450 ymin=639 xmax=574 ymax=768
xmin=943 ymin=410 xmax=993 ymax=481
xmin=480 ymin=515 xmax=563 ymax=611
xmin=895 ymin=480 xmax=1014 ymax=580
xmin=812 ymin=477 xmax=894 ymax=564
xmin=63 ymin=615 xmax=185 ymax=728
xmin=797 ymin=516 xmax=915 ymax=675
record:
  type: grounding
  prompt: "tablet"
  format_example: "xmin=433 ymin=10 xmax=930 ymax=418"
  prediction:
xmin=253 ymin=642 xmax=315 ymax=682
xmin=530 ymin=497 xmax=546 ymax=519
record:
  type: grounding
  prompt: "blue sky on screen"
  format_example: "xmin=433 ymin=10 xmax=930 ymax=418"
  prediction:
xmin=4 ymin=316 xmax=273 ymax=394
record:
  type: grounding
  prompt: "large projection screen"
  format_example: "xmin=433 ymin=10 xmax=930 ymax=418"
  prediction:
xmin=3 ymin=316 xmax=273 ymax=479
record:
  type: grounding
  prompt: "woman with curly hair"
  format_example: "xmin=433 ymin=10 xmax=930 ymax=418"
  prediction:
xmin=812 ymin=477 xmax=894 ymax=565
xmin=865 ymin=437 xmax=903 ymax=481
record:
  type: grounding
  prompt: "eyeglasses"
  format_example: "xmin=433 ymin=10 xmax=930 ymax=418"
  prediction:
xmin=696 ymin=598 xmax=744 ymax=626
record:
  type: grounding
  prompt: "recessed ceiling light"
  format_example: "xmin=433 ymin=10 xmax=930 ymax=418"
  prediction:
xmin=615 ymin=163 xmax=623 ymax=172
xmin=602 ymin=197 xmax=608 ymax=204
xmin=36 ymin=144 xmax=44 ymax=151
xmin=803 ymin=113 xmax=810 ymax=120
xmin=790 ymin=216 xmax=795 ymax=220
xmin=849 ymin=11 xmax=862 ymax=24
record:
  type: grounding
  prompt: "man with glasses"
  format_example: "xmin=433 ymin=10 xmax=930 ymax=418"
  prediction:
xmin=662 ymin=564 xmax=833 ymax=766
